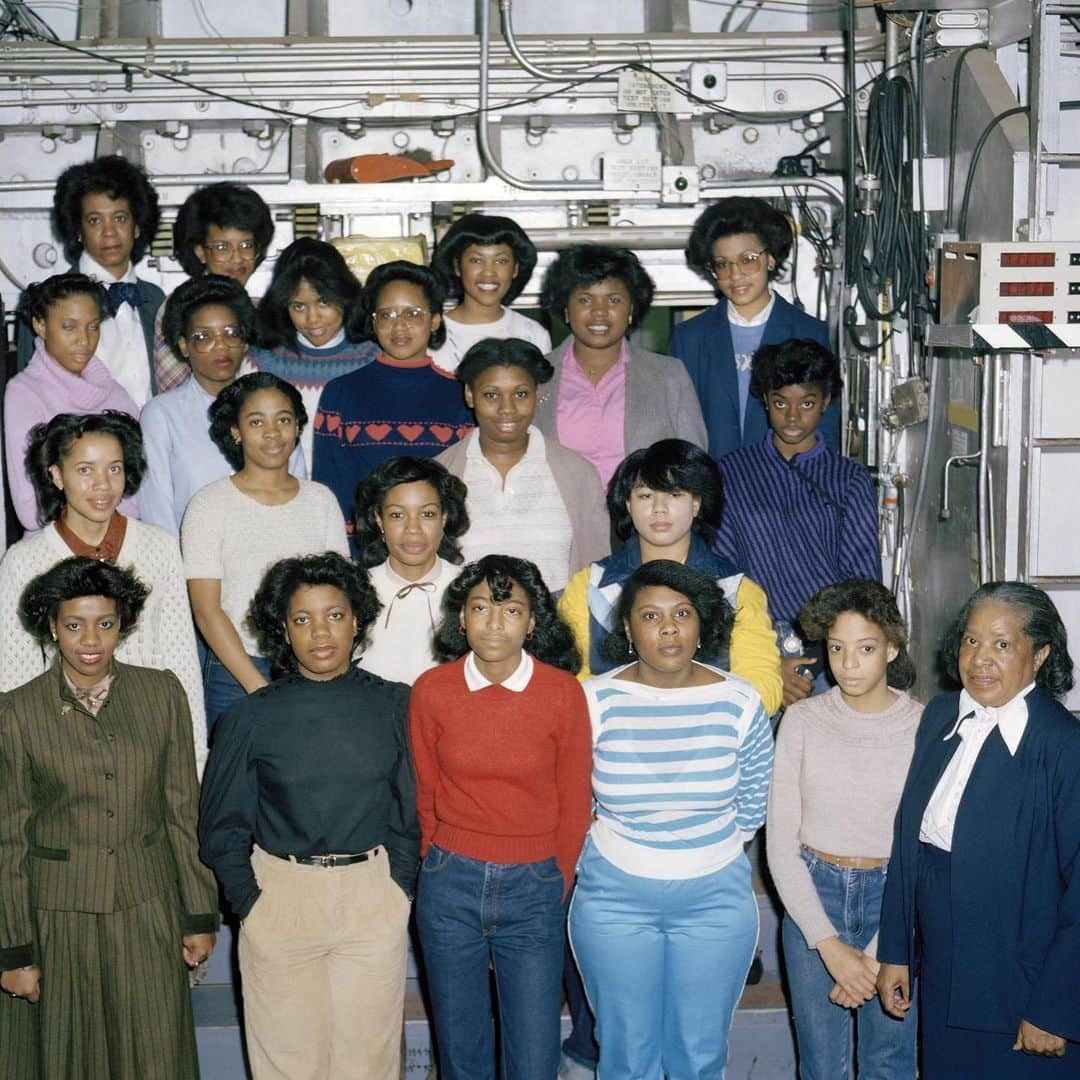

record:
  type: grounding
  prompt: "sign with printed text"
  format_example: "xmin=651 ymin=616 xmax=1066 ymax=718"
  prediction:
xmin=602 ymin=152 xmax=663 ymax=191
xmin=616 ymin=69 xmax=679 ymax=113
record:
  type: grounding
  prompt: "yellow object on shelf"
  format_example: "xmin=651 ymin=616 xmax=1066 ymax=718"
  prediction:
xmin=330 ymin=236 xmax=429 ymax=284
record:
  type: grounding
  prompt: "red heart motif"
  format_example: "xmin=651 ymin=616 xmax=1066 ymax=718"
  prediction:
xmin=325 ymin=414 xmax=341 ymax=433
xmin=365 ymin=423 xmax=392 ymax=441
xmin=456 ymin=425 xmax=473 ymax=439
xmin=398 ymin=424 xmax=424 ymax=442
xmin=346 ymin=424 xmax=362 ymax=443
xmin=430 ymin=424 xmax=453 ymax=443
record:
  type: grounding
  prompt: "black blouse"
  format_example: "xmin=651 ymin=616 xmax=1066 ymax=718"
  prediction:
xmin=198 ymin=666 xmax=418 ymax=918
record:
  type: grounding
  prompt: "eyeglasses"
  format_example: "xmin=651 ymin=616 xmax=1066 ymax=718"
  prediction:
xmin=204 ymin=239 xmax=257 ymax=257
xmin=373 ymin=307 xmax=428 ymax=326
xmin=711 ymin=249 xmax=768 ymax=277
xmin=187 ymin=326 xmax=246 ymax=352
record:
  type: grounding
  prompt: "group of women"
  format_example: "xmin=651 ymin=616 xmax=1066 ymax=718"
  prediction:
xmin=0 ymin=156 xmax=1077 ymax=1080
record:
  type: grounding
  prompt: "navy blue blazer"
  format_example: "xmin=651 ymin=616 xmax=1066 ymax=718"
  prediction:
xmin=15 ymin=273 xmax=165 ymax=394
xmin=878 ymin=688 xmax=1080 ymax=1042
xmin=669 ymin=294 xmax=838 ymax=461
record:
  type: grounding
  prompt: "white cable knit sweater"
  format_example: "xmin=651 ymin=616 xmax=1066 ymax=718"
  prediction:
xmin=0 ymin=518 xmax=208 ymax=776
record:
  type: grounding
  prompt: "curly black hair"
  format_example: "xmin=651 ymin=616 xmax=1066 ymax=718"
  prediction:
xmin=352 ymin=456 xmax=469 ymax=568
xmin=246 ymin=552 xmax=381 ymax=677
xmin=800 ymin=579 xmax=916 ymax=690
xmin=52 ymin=156 xmax=161 ymax=266
xmin=684 ymin=197 xmax=793 ymax=292
xmin=17 ymin=273 xmax=110 ymax=328
xmin=600 ymin=559 xmax=733 ymax=667
xmin=172 ymin=182 xmax=275 ymax=278
xmin=364 ymin=260 xmax=447 ymax=349
xmin=431 ymin=213 xmax=539 ymax=306
xmin=25 ymin=412 xmax=146 ymax=526
xmin=456 ymin=337 xmax=554 ymax=388
xmin=942 ymin=581 xmax=1075 ymax=699
xmin=19 ymin=556 xmax=149 ymax=643
xmin=749 ymin=338 xmax=843 ymax=400
xmin=538 ymin=245 xmax=654 ymax=330
xmin=255 ymin=238 xmax=369 ymax=351
xmin=208 ymin=371 xmax=307 ymax=471
xmin=161 ymin=274 xmax=256 ymax=358
xmin=433 ymin=554 xmax=580 ymax=674
xmin=607 ymin=439 xmax=721 ymax=546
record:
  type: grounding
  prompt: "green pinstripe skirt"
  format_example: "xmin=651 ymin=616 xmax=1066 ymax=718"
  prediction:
xmin=0 ymin=890 xmax=200 ymax=1079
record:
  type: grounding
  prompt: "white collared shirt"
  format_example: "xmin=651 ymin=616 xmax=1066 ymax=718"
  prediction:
xmin=919 ymin=683 xmax=1035 ymax=851
xmin=79 ymin=252 xmax=151 ymax=407
xmin=726 ymin=291 xmax=776 ymax=328
xmin=459 ymin=426 xmax=574 ymax=592
xmin=463 ymin=650 xmax=534 ymax=692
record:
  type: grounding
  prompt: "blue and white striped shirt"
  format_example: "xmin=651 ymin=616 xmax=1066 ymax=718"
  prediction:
xmin=583 ymin=664 xmax=774 ymax=879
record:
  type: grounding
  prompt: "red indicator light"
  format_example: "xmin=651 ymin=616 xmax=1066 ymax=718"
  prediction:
xmin=999 ymin=281 xmax=1054 ymax=296
xmin=999 ymin=311 xmax=1053 ymax=324
xmin=1000 ymin=252 xmax=1056 ymax=267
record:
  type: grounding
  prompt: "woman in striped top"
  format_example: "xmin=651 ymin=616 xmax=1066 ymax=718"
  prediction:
xmin=569 ymin=559 xmax=774 ymax=1079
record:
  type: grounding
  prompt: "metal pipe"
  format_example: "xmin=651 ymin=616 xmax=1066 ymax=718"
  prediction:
xmin=499 ymin=0 xmax=603 ymax=81
xmin=1 ymin=35 xmax=883 ymax=68
xmin=895 ymin=350 xmax=939 ymax=593
xmin=977 ymin=356 xmax=992 ymax=581
xmin=0 ymin=172 xmax=292 ymax=192
xmin=477 ymin=0 xmax=603 ymax=191
xmin=527 ymin=226 xmax=691 ymax=249
xmin=885 ymin=14 xmax=901 ymax=73
xmin=940 ymin=452 xmax=979 ymax=521
xmin=701 ymin=176 xmax=844 ymax=209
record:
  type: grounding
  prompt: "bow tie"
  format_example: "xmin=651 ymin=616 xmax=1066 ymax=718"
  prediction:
xmin=383 ymin=580 xmax=437 ymax=629
xmin=107 ymin=281 xmax=144 ymax=314
xmin=958 ymin=705 xmax=997 ymax=736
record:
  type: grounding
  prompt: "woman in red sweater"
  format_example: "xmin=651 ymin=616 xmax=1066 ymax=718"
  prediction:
xmin=409 ymin=554 xmax=592 ymax=1080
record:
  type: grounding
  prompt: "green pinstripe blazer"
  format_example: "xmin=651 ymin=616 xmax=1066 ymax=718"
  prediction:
xmin=0 ymin=661 xmax=218 ymax=970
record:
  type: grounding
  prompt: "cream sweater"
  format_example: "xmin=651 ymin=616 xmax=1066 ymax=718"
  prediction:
xmin=0 ymin=519 xmax=208 ymax=776
xmin=766 ymin=686 xmax=922 ymax=955
xmin=181 ymin=477 xmax=349 ymax=656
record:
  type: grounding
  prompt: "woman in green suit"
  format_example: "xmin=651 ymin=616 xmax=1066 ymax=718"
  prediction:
xmin=0 ymin=556 xmax=218 ymax=1079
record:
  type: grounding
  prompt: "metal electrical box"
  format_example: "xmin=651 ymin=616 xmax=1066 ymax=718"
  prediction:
xmin=939 ymin=241 xmax=1080 ymax=327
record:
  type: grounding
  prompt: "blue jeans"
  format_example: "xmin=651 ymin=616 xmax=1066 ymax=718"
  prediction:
xmin=781 ymin=849 xmax=917 ymax=1080
xmin=569 ymin=840 xmax=758 ymax=1080
xmin=202 ymin=650 xmax=271 ymax=737
xmin=414 ymin=845 xmax=565 ymax=1080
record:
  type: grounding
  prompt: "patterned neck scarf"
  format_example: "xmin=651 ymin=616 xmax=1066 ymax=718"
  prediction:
xmin=62 ymin=669 xmax=114 ymax=716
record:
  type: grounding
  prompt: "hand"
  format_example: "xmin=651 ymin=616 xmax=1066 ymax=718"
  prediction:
xmin=817 ymin=936 xmax=878 ymax=1006
xmin=1 ymin=966 xmax=41 ymax=1003
xmin=829 ymin=981 xmax=865 ymax=1009
xmin=876 ymin=962 xmax=912 ymax=1019
xmin=182 ymin=933 xmax=216 ymax=967
xmin=1013 ymin=1019 xmax=1067 ymax=1057
xmin=781 ymin=657 xmax=816 ymax=709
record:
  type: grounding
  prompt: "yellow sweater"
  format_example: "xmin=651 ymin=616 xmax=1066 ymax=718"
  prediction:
xmin=558 ymin=565 xmax=783 ymax=715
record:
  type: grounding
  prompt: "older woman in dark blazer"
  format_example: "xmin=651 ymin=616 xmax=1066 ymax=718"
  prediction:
xmin=877 ymin=581 xmax=1080 ymax=1077
xmin=0 ymin=556 xmax=217 ymax=1079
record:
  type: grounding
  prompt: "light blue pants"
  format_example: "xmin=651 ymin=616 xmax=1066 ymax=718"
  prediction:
xmin=568 ymin=840 xmax=758 ymax=1080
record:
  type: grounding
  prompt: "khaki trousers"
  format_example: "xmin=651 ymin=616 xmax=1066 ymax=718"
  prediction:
xmin=240 ymin=845 xmax=411 ymax=1080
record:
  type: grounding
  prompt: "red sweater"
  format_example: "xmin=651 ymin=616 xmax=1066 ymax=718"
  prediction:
xmin=408 ymin=655 xmax=592 ymax=890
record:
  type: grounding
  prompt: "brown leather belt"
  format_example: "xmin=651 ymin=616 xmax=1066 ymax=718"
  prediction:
xmin=803 ymin=845 xmax=888 ymax=870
